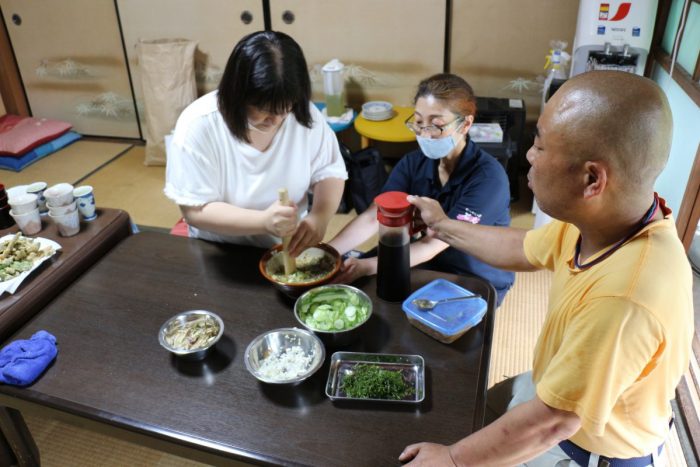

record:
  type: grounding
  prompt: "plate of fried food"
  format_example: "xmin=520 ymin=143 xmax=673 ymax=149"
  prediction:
xmin=0 ymin=233 xmax=60 ymax=295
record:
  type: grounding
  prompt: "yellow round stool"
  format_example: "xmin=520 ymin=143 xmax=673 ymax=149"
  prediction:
xmin=354 ymin=106 xmax=416 ymax=149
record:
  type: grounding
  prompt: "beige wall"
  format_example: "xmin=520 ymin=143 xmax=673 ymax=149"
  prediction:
xmin=451 ymin=0 xmax=580 ymax=121
xmin=0 ymin=94 xmax=5 ymax=115
xmin=116 ymin=0 xmax=264 ymax=124
xmin=1 ymin=0 xmax=140 ymax=137
xmin=271 ymin=0 xmax=446 ymax=108
xmin=0 ymin=0 xmax=582 ymax=131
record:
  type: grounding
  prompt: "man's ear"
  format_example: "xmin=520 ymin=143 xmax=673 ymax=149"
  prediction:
xmin=583 ymin=161 xmax=607 ymax=198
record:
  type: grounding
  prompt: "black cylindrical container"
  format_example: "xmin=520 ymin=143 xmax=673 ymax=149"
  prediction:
xmin=377 ymin=233 xmax=410 ymax=301
xmin=375 ymin=191 xmax=414 ymax=302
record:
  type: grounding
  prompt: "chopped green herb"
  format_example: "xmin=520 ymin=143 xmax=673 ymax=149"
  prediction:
xmin=340 ymin=364 xmax=414 ymax=400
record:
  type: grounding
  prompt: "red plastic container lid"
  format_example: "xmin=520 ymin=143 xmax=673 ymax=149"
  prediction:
xmin=375 ymin=191 xmax=410 ymax=213
xmin=375 ymin=191 xmax=412 ymax=226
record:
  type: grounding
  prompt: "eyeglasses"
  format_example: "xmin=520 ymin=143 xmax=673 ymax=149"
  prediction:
xmin=404 ymin=115 xmax=464 ymax=137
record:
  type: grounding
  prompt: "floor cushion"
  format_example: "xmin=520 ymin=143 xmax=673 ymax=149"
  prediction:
xmin=170 ymin=217 xmax=189 ymax=237
xmin=0 ymin=132 xmax=81 ymax=172
xmin=0 ymin=114 xmax=72 ymax=156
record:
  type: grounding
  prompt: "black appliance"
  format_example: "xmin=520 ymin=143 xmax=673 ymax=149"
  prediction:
xmin=473 ymin=96 xmax=526 ymax=202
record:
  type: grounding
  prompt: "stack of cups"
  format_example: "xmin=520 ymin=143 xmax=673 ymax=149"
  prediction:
xmin=9 ymin=193 xmax=41 ymax=235
xmin=45 ymin=183 xmax=79 ymax=237
xmin=0 ymin=184 xmax=14 ymax=229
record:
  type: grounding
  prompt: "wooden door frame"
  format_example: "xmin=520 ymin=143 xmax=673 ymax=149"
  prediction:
xmin=0 ymin=7 xmax=29 ymax=116
xmin=678 ymin=143 xmax=700 ymax=250
xmin=646 ymin=0 xmax=700 ymax=462
xmin=648 ymin=0 xmax=700 ymax=249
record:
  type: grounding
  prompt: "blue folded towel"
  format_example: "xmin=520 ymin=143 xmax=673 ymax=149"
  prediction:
xmin=0 ymin=331 xmax=57 ymax=386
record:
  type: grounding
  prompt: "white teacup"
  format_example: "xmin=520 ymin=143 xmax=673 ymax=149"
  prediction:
xmin=10 ymin=207 xmax=42 ymax=235
xmin=26 ymin=181 xmax=48 ymax=213
xmin=8 ymin=193 xmax=38 ymax=215
xmin=45 ymin=183 xmax=74 ymax=207
xmin=73 ymin=185 xmax=96 ymax=221
xmin=47 ymin=200 xmax=77 ymax=216
xmin=48 ymin=208 xmax=80 ymax=237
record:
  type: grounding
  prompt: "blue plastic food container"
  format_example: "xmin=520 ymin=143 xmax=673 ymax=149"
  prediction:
xmin=402 ymin=279 xmax=487 ymax=344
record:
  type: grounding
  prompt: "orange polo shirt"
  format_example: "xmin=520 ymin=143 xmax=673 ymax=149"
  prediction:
xmin=523 ymin=214 xmax=693 ymax=458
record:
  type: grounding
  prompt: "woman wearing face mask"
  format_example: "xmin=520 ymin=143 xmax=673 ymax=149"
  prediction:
xmin=165 ymin=31 xmax=347 ymax=254
xmin=329 ymin=73 xmax=514 ymax=305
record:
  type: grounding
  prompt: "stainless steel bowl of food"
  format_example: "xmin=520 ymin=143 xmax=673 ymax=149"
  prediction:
xmin=158 ymin=310 xmax=224 ymax=361
xmin=294 ymin=284 xmax=373 ymax=347
xmin=244 ymin=327 xmax=325 ymax=384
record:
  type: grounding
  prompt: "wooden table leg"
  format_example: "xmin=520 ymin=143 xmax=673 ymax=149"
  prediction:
xmin=0 ymin=407 xmax=39 ymax=467
xmin=360 ymin=135 xmax=370 ymax=149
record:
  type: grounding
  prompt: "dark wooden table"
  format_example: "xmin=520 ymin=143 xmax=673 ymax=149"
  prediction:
xmin=0 ymin=232 xmax=495 ymax=466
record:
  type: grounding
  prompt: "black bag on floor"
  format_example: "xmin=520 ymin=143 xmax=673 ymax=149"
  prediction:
xmin=340 ymin=144 xmax=388 ymax=214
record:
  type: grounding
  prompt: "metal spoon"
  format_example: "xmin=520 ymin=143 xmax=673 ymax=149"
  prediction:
xmin=411 ymin=295 xmax=482 ymax=311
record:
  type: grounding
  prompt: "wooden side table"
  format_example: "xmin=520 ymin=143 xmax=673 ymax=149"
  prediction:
xmin=354 ymin=105 xmax=416 ymax=148
xmin=0 ymin=208 xmax=132 ymax=342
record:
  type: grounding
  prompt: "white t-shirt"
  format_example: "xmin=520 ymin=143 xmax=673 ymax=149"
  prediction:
xmin=164 ymin=91 xmax=347 ymax=248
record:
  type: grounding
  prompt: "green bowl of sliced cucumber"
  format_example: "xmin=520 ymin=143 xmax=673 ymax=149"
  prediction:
xmin=294 ymin=284 xmax=373 ymax=347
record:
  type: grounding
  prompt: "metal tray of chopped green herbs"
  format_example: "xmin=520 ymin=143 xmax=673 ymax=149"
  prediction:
xmin=325 ymin=352 xmax=425 ymax=403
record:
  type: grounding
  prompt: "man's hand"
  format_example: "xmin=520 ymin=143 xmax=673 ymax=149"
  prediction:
xmin=399 ymin=396 xmax=581 ymax=466
xmin=407 ymin=195 xmax=448 ymax=229
xmin=288 ymin=214 xmax=325 ymax=256
xmin=399 ymin=442 xmax=457 ymax=466
xmin=331 ymin=257 xmax=375 ymax=284
xmin=264 ymin=200 xmax=298 ymax=238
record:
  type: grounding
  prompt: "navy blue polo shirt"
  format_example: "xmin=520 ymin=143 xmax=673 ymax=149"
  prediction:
xmin=382 ymin=139 xmax=515 ymax=306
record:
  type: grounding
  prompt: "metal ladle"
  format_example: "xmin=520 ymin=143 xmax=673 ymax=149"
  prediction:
xmin=411 ymin=295 xmax=482 ymax=311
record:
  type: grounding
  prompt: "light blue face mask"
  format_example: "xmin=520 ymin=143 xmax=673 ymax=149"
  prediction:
xmin=416 ymin=130 xmax=464 ymax=160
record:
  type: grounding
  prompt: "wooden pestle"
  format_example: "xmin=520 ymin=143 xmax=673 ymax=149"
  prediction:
xmin=277 ymin=188 xmax=296 ymax=275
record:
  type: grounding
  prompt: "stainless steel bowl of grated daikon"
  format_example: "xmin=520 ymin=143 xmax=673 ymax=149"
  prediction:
xmin=244 ymin=327 xmax=325 ymax=384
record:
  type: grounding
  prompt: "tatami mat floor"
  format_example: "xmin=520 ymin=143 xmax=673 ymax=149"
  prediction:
xmin=80 ymin=144 xmax=181 ymax=229
xmin=0 ymin=141 xmax=691 ymax=466
xmin=0 ymin=140 xmax=133 ymax=189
